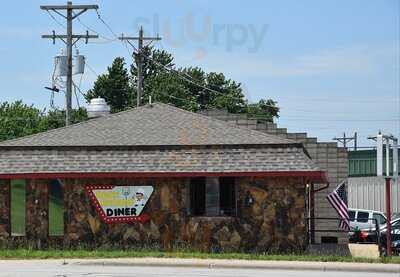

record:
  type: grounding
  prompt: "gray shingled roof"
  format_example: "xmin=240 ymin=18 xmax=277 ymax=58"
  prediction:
xmin=0 ymin=103 xmax=323 ymax=177
xmin=0 ymin=103 xmax=295 ymax=147
xmin=0 ymin=146 xmax=319 ymax=174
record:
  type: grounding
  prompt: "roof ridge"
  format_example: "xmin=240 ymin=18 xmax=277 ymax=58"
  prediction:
xmin=0 ymin=102 xmax=296 ymax=147
xmin=0 ymin=104 xmax=149 ymax=145
xmin=156 ymin=102 xmax=296 ymax=144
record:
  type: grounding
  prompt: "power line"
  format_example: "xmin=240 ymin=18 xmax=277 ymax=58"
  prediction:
xmin=85 ymin=61 xmax=100 ymax=77
xmin=41 ymin=2 xmax=99 ymax=126
xmin=74 ymin=11 xmax=116 ymax=42
xmin=45 ymin=10 xmax=66 ymax=29
xmin=95 ymin=9 xmax=120 ymax=39
xmin=119 ymin=26 xmax=162 ymax=107
xmin=277 ymin=118 xmax=398 ymax=122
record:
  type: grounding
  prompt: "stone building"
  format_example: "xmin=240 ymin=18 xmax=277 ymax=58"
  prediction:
xmin=199 ymin=109 xmax=348 ymax=245
xmin=0 ymin=103 xmax=326 ymax=251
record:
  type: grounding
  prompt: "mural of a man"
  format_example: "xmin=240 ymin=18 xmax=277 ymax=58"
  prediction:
xmin=134 ymin=188 xmax=146 ymax=207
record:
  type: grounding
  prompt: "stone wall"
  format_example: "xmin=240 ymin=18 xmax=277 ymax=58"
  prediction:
xmin=26 ymin=180 xmax=49 ymax=249
xmin=62 ymin=177 xmax=306 ymax=252
xmin=0 ymin=180 xmax=10 ymax=243
xmin=200 ymin=109 xmax=349 ymax=244
xmin=0 ymin=176 xmax=306 ymax=252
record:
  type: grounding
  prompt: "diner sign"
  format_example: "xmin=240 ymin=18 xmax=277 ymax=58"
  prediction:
xmin=85 ymin=185 xmax=153 ymax=224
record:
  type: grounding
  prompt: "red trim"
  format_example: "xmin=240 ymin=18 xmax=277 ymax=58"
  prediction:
xmin=0 ymin=171 xmax=327 ymax=183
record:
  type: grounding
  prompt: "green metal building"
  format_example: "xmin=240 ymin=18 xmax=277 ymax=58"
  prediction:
xmin=348 ymin=149 xmax=400 ymax=177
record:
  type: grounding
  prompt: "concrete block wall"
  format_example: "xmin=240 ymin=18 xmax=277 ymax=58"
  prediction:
xmin=200 ymin=109 xmax=349 ymax=244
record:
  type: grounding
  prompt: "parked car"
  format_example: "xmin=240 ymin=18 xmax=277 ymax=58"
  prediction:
xmin=357 ymin=218 xmax=400 ymax=255
xmin=348 ymin=208 xmax=387 ymax=232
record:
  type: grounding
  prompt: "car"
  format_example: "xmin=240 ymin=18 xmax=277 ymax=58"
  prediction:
xmin=358 ymin=218 xmax=400 ymax=255
xmin=348 ymin=208 xmax=387 ymax=232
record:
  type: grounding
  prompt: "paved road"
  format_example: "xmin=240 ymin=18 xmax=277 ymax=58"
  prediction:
xmin=0 ymin=261 xmax=397 ymax=277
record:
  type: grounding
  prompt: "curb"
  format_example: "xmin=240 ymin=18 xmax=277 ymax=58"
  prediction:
xmin=72 ymin=258 xmax=400 ymax=273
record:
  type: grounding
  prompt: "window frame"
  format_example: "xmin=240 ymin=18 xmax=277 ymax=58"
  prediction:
xmin=372 ymin=213 xmax=386 ymax=226
xmin=356 ymin=211 xmax=370 ymax=223
xmin=10 ymin=179 xmax=26 ymax=237
xmin=48 ymin=179 xmax=65 ymax=237
xmin=188 ymin=177 xmax=237 ymax=218
xmin=348 ymin=210 xmax=356 ymax=222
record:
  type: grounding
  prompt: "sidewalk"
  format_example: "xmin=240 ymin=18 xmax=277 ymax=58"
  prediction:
xmin=65 ymin=257 xmax=400 ymax=273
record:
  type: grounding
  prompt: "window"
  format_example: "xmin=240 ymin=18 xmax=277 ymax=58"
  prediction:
xmin=372 ymin=213 xmax=386 ymax=226
xmin=49 ymin=179 xmax=64 ymax=236
xmin=189 ymin=177 xmax=236 ymax=217
xmin=357 ymin=211 xmax=369 ymax=223
xmin=348 ymin=210 xmax=356 ymax=221
xmin=190 ymin=177 xmax=206 ymax=216
xmin=11 ymin=180 xmax=26 ymax=236
xmin=321 ymin=236 xmax=338 ymax=244
xmin=219 ymin=177 xmax=236 ymax=216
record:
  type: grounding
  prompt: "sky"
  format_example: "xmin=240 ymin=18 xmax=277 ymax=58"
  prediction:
xmin=0 ymin=0 xmax=399 ymax=146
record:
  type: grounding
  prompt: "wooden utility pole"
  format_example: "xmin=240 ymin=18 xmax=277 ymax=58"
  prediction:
xmin=333 ymin=132 xmax=358 ymax=150
xmin=41 ymin=2 xmax=99 ymax=126
xmin=119 ymin=26 xmax=161 ymax=107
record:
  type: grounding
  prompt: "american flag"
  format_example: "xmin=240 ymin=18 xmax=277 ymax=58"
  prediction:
xmin=327 ymin=181 xmax=349 ymax=230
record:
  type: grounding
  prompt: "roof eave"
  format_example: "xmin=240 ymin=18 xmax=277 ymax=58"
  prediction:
xmin=0 ymin=170 xmax=327 ymax=183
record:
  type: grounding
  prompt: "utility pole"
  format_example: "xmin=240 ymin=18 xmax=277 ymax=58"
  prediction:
xmin=119 ymin=26 xmax=161 ymax=107
xmin=333 ymin=132 xmax=358 ymax=150
xmin=368 ymin=132 xmax=399 ymax=256
xmin=41 ymin=2 xmax=99 ymax=126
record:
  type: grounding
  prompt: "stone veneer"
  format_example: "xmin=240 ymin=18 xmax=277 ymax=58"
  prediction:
xmin=26 ymin=180 xmax=49 ymax=249
xmin=0 ymin=180 xmax=10 ymax=243
xmin=0 ymin=177 xmax=307 ymax=252
xmin=200 ymin=109 xmax=349 ymax=244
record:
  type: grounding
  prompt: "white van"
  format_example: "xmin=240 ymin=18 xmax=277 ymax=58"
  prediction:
xmin=348 ymin=208 xmax=387 ymax=231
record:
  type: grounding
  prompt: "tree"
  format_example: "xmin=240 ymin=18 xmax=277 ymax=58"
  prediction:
xmin=0 ymin=101 xmax=87 ymax=142
xmin=85 ymin=57 xmax=133 ymax=113
xmin=246 ymin=99 xmax=280 ymax=122
xmin=0 ymin=101 xmax=46 ymax=141
xmin=87 ymin=47 xmax=280 ymax=121
xmin=43 ymin=108 xmax=88 ymax=130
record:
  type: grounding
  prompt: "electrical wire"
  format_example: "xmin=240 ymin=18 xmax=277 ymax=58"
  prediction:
xmin=72 ymin=80 xmax=87 ymax=98
xmin=73 ymin=85 xmax=81 ymax=109
xmin=95 ymin=9 xmax=120 ymax=39
xmin=46 ymin=10 xmax=66 ymax=29
xmin=73 ymin=11 xmax=116 ymax=42
xmin=85 ymin=61 xmax=100 ymax=78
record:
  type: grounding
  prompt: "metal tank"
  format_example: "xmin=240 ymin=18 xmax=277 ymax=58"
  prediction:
xmin=54 ymin=49 xmax=67 ymax=77
xmin=87 ymin=98 xmax=111 ymax=119
xmin=73 ymin=49 xmax=85 ymax=75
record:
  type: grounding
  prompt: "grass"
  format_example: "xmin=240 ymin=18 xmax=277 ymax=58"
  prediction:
xmin=0 ymin=249 xmax=399 ymax=264
xmin=5 ymin=181 xmax=400 ymax=264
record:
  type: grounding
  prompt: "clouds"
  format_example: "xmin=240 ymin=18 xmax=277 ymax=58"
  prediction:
xmin=192 ymin=43 xmax=398 ymax=79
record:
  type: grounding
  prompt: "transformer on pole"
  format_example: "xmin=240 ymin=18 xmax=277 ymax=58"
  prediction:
xmin=41 ymin=1 xmax=98 ymax=126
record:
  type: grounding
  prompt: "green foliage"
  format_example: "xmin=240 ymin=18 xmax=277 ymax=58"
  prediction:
xmin=85 ymin=57 xmax=133 ymax=113
xmin=87 ymin=47 xmax=279 ymax=120
xmin=246 ymin=99 xmax=280 ymax=122
xmin=0 ymin=101 xmax=47 ymax=141
xmin=0 ymin=100 xmax=88 ymax=142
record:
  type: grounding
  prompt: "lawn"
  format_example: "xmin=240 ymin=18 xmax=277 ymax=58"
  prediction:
xmin=0 ymin=249 xmax=399 ymax=264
